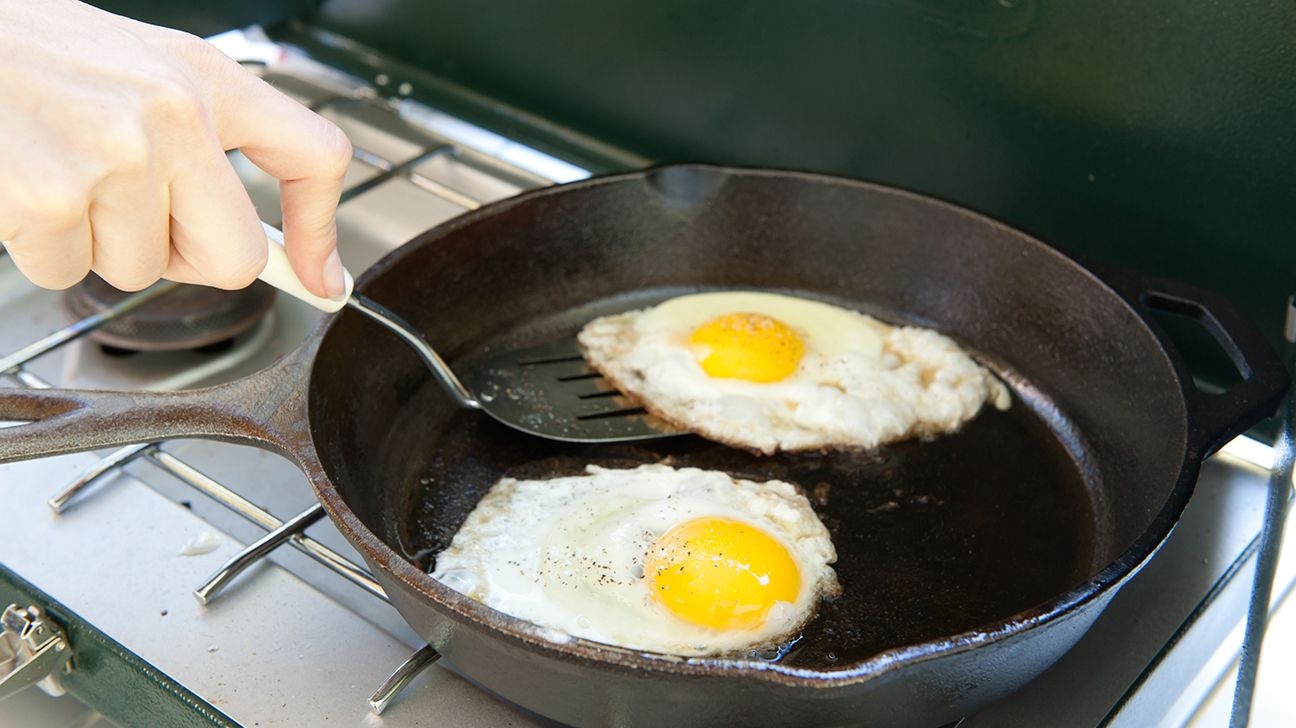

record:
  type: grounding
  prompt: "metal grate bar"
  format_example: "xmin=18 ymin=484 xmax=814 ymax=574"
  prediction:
xmin=309 ymin=96 xmax=485 ymax=210
xmin=146 ymin=449 xmax=389 ymax=603
xmin=48 ymin=443 xmax=151 ymax=513
xmin=339 ymin=145 xmax=452 ymax=204
xmin=352 ymin=147 xmax=394 ymax=173
xmin=9 ymin=368 xmax=50 ymax=389
xmin=194 ymin=502 xmax=328 ymax=605
xmin=369 ymin=644 xmax=441 ymax=715
xmin=1228 ymin=299 xmax=1296 ymax=727
xmin=407 ymin=171 xmax=483 ymax=210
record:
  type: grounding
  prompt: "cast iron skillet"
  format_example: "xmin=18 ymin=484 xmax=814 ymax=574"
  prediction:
xmin=0 ymin=166 xmax=1288 ymax=727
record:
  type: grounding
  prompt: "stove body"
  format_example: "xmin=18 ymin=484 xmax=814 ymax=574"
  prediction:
xmin=3 ymin=4 xmax=1296 ymax=726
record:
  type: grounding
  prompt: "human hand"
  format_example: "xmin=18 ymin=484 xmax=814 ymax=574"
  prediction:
xmin=0 ymin=0 xmax=352 ymax=298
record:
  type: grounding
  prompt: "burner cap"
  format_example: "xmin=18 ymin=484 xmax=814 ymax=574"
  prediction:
xmin=62 ymin=275 xmax=276 ymax=352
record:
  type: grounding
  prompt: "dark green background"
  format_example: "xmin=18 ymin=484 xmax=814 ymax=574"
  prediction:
xmin=101 ymin=0 xmax=1296 ymax=377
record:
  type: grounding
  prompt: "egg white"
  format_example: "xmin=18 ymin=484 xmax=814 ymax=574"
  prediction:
xmin=431 ymin=464 xmax=839 ymax=656
xmin=578 ymin=291 xmax=1011 ymax=454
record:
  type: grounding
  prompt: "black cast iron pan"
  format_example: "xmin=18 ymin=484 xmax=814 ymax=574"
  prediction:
xmin=0 ymin=165 xmax=1288 ymax=727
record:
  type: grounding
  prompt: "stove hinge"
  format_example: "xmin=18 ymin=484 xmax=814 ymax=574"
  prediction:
xmin=0 ymin=604 xmax=71 ymax=701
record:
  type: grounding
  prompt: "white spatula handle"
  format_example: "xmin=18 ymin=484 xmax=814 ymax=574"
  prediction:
xmin=257 ymin=221 xmax=354 ymax=312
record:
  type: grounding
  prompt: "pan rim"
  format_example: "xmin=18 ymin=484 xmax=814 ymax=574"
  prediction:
xmin=306 ymin=163 xmax=1200 ymax=687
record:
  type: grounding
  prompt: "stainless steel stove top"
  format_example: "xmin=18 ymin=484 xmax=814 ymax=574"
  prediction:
xmin=1 ymin=28 xmax=1292 ymax=728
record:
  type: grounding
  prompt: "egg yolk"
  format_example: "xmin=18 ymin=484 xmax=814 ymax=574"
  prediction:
xmin=644 ymin=517 xmax=800 ymax=631
xmin=688 ymin=313 xmax=805 ymax=383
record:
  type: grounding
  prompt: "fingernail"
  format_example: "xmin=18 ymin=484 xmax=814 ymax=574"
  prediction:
xmin=323 ymin=249 xmax=345 ymax=299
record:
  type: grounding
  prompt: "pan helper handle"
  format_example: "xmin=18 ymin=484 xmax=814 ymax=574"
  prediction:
xmin=257 ymin=221 xmax=355 ymax=313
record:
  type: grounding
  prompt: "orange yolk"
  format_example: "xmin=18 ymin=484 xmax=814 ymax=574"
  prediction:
xmin=688 ymin=313 xmax=805 ymax=383
xmin=644 ymin=517 xmax=800 ymax=631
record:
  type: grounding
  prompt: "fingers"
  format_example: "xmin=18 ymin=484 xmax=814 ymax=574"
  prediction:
xmin=210 ymin=67 xmax=350 ymax=298
xmin=88 ymin=170 xmax=170 ymax=291
xmin=168 ymin=136 xmax=268 ymax=291
xmin=279 ymin=173 xmax=347 ymax=299
xmin=0 ymin=23 xmax=345 ymax=297
xmin=0 ymin=112 xmax=96 ymax=290
xmin=160 ymin=247 xmax=212 ymax=286
xmin=2 ymin=214 xmax=93 ymax=290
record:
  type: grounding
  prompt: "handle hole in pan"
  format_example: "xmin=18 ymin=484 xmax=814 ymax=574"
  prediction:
xmin=1142 ymin=293 xmax=1247 ymax=392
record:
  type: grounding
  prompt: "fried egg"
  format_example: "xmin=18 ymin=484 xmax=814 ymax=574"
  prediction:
xmin=578 ymin=291 xmax=1011 ymax=454
xmin=431 ymin=464 xmax=839 ymax=656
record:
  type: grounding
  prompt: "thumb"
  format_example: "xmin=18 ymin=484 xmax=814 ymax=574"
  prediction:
xmin=280 ymin=171 xmax=347 ymax=299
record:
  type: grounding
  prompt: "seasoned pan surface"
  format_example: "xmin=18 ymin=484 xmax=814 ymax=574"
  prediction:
xmin=386 ymin=289 xmax=1097 ymax=670
xmin=305 ymin=165 xmax=1208 ymax=688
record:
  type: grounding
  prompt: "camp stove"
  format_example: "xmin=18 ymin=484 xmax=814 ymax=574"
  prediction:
xmin=1 ymin=25 xmax=1293 ymax=728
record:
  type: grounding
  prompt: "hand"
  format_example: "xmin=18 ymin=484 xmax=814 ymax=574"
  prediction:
xmin=0 ymin=0 xmax=352 ymax=298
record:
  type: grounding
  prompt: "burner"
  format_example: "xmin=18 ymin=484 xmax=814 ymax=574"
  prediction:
xmin=62 ymin=275 xmax=276 ymax=352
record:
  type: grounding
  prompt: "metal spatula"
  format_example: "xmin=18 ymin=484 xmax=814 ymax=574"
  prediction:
xmin=256 ymin=222 xmax=684 ymax=443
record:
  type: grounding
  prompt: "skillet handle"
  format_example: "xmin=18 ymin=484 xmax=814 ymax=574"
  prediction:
xmin=1105 ymin=271 xmax=1290 ymax=457
xmin=0 ymin=362 xmax=299 ymax=465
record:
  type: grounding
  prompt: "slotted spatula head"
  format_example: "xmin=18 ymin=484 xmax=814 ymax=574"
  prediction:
xmin=344 ymin=294 xmax=683 ymax=443
xmin=462 ymin=338 xmax=686 ymax=443
xmin=254 ymin=224 xmax=683 ymax=444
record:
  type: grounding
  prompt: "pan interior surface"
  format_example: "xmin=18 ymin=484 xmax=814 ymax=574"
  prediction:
xmin=383 ymin=288 xmax=1097 ymax=671
xmin=308 ymin=166 xmax=1192 ymax=681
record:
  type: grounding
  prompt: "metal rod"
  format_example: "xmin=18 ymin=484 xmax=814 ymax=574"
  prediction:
xmin=48 ymin=443 xmax=152 ymax=513
xmin=351 ymin=147 xmax=393 ymax=172
xmin=339 ymin=145 xmax=451 ymax=204
xmin=146 ymin=449 xmax=279 ymax=530
xmin=312 ymin=95 xmax=481 ymax=209
xmin=194 ymin=503 xmax=327 ymax=605
xmin=0 ymin=282 xmax=179 ymax=375
xmin=1228 ymin=298 xmax=1296 ymax=727
xmin=146 ymin=449 xmax=388 ymax=603
xmin=407 ymin=172 xmax=482 ymax=210
xmin=368 ymin=644 xmax=441 ymax=715
xmin=7 ymin=368 xmax=49 ymax=389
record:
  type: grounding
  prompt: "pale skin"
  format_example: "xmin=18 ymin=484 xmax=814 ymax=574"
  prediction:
xmin=0 ymin=0 xmax=352 ymax=298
